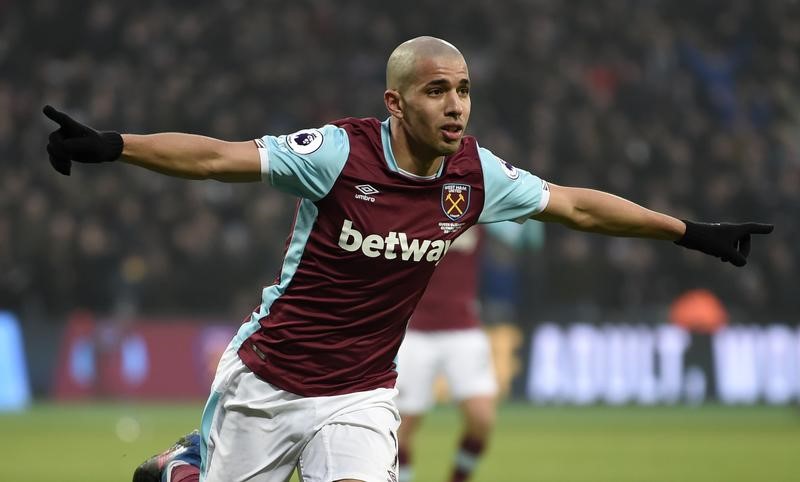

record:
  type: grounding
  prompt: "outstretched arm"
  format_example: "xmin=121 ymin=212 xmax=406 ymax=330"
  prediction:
xmin=531 ymin=183 xmax=685 ymax=239
xmin=531 ymin=183 xmax=773 ymax=266
xmin=43 ymin=105 xmax=261 ymax=182
xmin=121 ymin=133 xmax=260 ymax=182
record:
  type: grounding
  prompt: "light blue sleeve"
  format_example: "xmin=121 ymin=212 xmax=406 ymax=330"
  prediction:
xmin=484 ymin=222 xmax=524 ymax=245
xmin=256 ymin=124 xmax=350 ymax=201
xmin=485 ymin=221 xmax=545 ymax=250
xmin=477 ymin=146 xmax=550 ymax=224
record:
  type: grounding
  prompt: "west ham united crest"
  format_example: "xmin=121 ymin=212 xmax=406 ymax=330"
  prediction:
xmin=441 ymin=183 xmax=471 ymax=221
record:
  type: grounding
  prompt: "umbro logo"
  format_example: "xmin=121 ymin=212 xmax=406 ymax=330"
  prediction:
xmin=354 ymin=184 xmax=379 ymax=203
xmin=356 ymin=184 xmax=379 ymax=195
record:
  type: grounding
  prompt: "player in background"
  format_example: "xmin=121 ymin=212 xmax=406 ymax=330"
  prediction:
xmin=43 ymin=36 xmax=772 ymax=482
xmin=396 ymin=221 xmax=539 ymax=482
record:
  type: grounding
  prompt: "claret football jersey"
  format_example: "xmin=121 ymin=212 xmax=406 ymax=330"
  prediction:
xmin=409 ymin=221 xmax=531 ymax=331
xmin=407 ymin=225 xmax=483 ymax=332
xmin=235 ymin=117 xmax=549 ymax=396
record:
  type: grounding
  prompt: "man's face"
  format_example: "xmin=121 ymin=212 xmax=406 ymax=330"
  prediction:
xmin=399 ymin=55 xmax=471 ymax=156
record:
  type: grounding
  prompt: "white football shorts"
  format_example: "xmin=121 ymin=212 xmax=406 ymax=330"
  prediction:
xmin=200 ymin=347 xmax=400 ymax=482
xmin=395 ymin=328 xmax=497 ymax=414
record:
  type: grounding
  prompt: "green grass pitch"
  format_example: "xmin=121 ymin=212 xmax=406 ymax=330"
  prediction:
xmin=0 ymin=403 xmax=798 ymax=481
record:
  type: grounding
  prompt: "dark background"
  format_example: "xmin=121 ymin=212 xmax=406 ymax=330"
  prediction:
xmin=2 ymin=0 xmax=798 ymax=330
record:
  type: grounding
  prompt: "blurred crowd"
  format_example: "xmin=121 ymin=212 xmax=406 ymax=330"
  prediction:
xmin=1 ymin=0 xmax=797 ymax=323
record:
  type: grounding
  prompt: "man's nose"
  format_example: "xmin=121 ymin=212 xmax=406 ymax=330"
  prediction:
xmin=444 ymin=91 xmax=463 ymax=117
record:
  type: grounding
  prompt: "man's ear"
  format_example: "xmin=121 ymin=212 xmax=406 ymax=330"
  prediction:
xmin=384 ymin=90 xmax=403 ymax=119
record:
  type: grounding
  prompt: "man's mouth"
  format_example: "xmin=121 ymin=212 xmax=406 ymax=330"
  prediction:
xmin=441 ymin=125 xmax=463 ymax=141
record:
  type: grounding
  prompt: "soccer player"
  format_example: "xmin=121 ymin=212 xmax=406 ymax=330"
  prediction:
xmin=44 ymin=36 xmax=772 ymax=482
xmin=395 ymin=222 xmax=534 ymax=482
xmin=130 ymin=223 xmax=530 ymax=482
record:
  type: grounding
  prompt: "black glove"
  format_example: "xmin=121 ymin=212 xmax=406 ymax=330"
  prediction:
xmin=675 ymin=220 xmax=773 ymax=267
xmin=43 ymin=105 xmax=123 ymax=176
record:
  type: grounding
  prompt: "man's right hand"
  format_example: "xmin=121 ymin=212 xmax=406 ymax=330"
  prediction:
xmin=43 ymin=105 xmax=123 ymax=175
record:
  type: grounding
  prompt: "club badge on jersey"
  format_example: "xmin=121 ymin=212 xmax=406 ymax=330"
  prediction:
xmin=441 ymin=183 xmax=471 ymax=221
